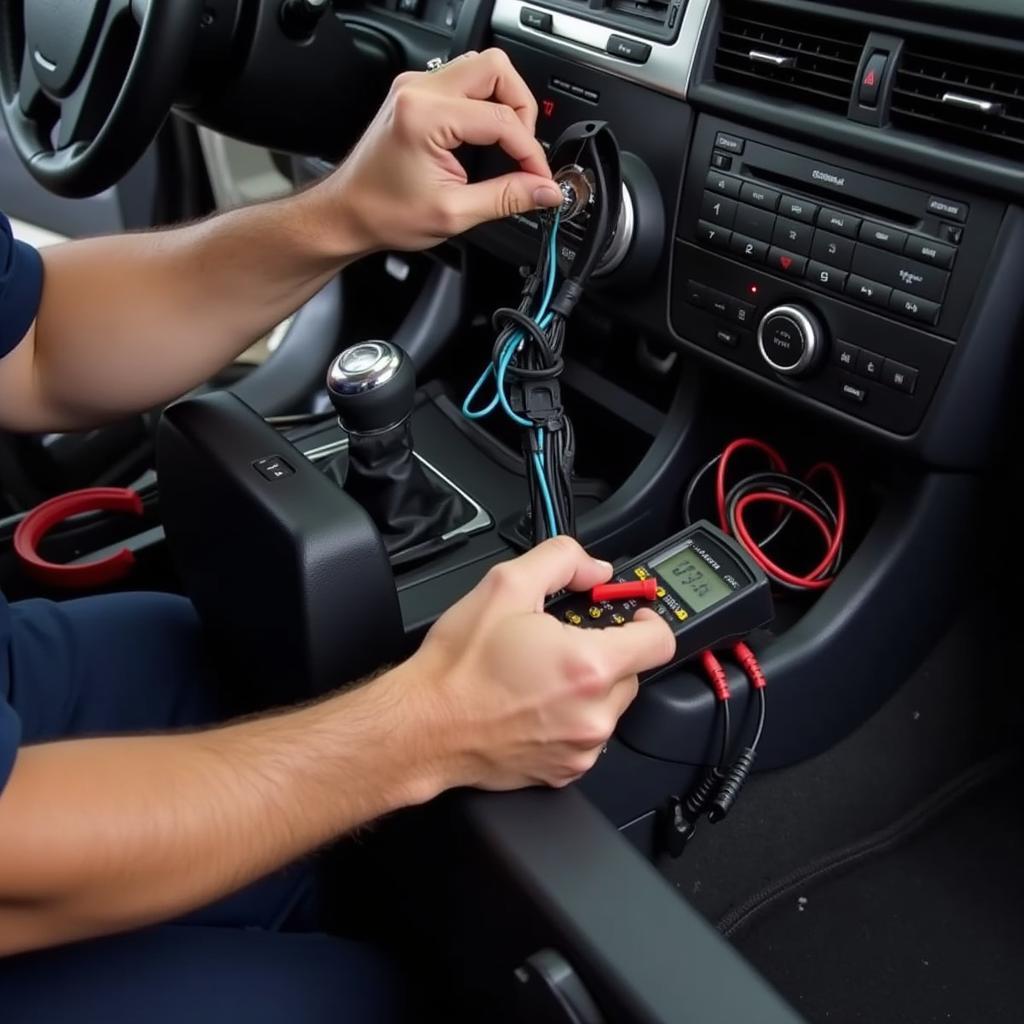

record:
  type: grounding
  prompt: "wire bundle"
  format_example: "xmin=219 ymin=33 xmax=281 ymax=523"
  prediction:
xmin=663 ymin=643 xmax=768 ymax=857
xmin=684 ymin=438 xmax=847 ymax=591
xmin=462 ymin=212 xmax=574 ymax=542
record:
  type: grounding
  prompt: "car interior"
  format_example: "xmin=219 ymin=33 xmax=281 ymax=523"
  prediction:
xmin=1 ymin=0 xmax=1023 ymax=1019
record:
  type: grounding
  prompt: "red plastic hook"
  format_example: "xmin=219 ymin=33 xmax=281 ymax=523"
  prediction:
xmin=13 ymin=487 xmax=144 ymax=589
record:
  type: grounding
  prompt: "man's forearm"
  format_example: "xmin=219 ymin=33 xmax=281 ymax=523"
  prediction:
xmin=0 ymin=662 xmax=447 ymax=956
xmin=22 ymin=184 xmax=357 ymax=430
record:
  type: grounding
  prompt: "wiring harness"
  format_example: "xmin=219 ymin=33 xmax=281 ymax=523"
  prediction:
xmin=684 ymin=437 xmax=847 ymax=592
xmin=462 ymin=210 xmax=574 ymax=542
xmin=664 ymin=643 xmax=768 ymax=857
xmin=462 ymin=120 xmax=622 ymax=546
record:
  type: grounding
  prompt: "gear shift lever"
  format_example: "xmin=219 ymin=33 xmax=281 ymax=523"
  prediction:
xmin=325 ymin=341 xmax=470 ymax=560
xmin=327 ymin=341 xmax=415 ymax=435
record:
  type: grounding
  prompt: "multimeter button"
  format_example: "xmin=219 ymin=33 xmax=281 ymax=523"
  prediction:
xmin=588 ymin=606 xmax=603 ymax=619
xmin=655 ymin=585 xmax=666 ymax=598
xmin=564 ymin=611 xmax=583 ymax=626
xmin=591 ymin=579 xmax=658 ymax=602
xmin=611 ymin=614 xmax=627 ymax=625
xmin=673 ymin=608 xmax=690 ymax=622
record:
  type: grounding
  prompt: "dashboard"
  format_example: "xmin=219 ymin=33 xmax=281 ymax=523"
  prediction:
xmin=238 ymin=0 xmax=1024 ymax=471
xmin=368 ymin=0 xmax=1024 ymax=470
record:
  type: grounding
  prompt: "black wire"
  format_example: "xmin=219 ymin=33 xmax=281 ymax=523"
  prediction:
xmin=719 ymin=699 xmax=732 ymax=767
xmin=682 ymin=454 xmax=719 ymax=526
xmin=721 ymin=471 xmax=843 ymax=587
xmin=751 ymin=688 xmax=766 ymax=751
xmin=484 ymin=213 xmax=576 ymax=545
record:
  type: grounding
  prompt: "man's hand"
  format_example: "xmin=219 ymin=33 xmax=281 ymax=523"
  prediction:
xmin=403 ymin=537 xmax=677 ymax=791
xmin=0 ymin=539 xmax=674 ymax=954
xmin=0 ymin=48 xmax=559 ymax=433
xmin=317 ymin=48 xmax=563 ymax=252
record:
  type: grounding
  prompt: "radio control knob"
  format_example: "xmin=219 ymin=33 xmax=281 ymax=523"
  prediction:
xmin=756 ymin=304 xmax=825 ymax=377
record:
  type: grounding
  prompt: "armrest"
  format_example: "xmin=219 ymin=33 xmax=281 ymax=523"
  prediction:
xmin=445 ymin=786 xmax=806 ymax=1024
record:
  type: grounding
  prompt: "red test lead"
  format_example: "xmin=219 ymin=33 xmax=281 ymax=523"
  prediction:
xmin=591 ymin=578 xmax=659 ymax=603
xmin=733 ymin=641 xmax=767 ymax=689
xmin=700 ymin=649 xmax=731 ymax=702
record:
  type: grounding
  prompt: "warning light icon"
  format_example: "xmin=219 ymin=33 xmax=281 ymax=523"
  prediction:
xmin=541 ymin=98 xmax=556 ymax=118
xmin=863 ymin=69 xmax=877 ymax=87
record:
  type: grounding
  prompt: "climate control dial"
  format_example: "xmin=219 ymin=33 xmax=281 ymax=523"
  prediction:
xmin=756 ymin=304 xmax=826 ymax=377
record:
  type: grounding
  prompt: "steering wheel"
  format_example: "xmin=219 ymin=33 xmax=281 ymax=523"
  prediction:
xmin=0 ymin=0 xmax=199 ymax=198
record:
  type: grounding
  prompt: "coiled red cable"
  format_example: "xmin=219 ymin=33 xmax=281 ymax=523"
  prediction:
xmin=709 ymin=438 xmax=847 ymax=591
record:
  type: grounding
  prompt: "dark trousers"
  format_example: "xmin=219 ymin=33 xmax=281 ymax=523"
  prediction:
xmin=0 ymin=593 xmax=407 ymax=1023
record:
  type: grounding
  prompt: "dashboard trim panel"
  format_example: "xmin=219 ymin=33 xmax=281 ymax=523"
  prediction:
xmin=491 ymin=0 xmax=712 ymax=99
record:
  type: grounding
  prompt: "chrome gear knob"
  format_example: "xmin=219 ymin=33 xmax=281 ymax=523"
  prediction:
xmin=326 ymin=341 xmax=415 ymax=435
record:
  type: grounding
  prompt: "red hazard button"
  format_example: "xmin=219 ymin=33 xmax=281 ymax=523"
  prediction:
xmin=859 ymin=52 xmax=888 ymax=107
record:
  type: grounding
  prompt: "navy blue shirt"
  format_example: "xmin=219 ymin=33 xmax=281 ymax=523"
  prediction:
xmin=1 ymin=210 xmax=45 ymax=793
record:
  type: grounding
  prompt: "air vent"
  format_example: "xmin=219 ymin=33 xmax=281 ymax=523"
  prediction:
xmin=608 ymin=0 xmax=670 ymax=27
xmin=892 ymin=39 xmax=1024 ymax=160
xmin=713 ymin=1 xmax=868 ymax=114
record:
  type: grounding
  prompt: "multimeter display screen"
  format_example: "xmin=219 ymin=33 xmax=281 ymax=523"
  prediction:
xmin=652 ymin=547 xmax=733 ymax=613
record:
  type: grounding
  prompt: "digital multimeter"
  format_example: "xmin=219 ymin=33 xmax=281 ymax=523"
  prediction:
xmin=547 ymin=521 xmax=774 ymax=675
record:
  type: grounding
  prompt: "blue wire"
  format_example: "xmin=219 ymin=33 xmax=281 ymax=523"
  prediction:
xmin=496 ymin=311 xmax=553 ymax=427
xmin=461 ymin=211 xmax=561 ymax=422
xmin=533 ymin=429 xmax=559 ymax=537
xmin=462 ymin=212 xmax=563 ymax=536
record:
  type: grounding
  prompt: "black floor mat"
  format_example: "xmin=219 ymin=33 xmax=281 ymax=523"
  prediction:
xmin=731 ymin=769 xmax=1024 ymax=1024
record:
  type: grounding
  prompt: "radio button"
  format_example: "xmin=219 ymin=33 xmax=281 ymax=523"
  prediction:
xmin=727 ymin=297 xmax=757 ymax=327
xmin=834 ymin=339 xmax=860 ymax=370
xmin=856 ymin=349 xmax=883 ymax=379
xmin=859 ymin=220 xmax=908 ymax=253
xmin=807 ymin=261 xmax=847 ymax=292
xmin=840 ymin=382 xmax=868 ymax=404
xmin=705 ymin=171 xmax=742 ymax=198
xmin=851 ymin=247 xmax=948 ymax=302
xmin=846 ymin=274 xmax=892 ymax=308
xmin=779 ymin=195 xmax=818 ymax=224
xmin=772 ymin=216 xmax=813 ymax=256
xmin=714 ymin=131 xmax=745 ymax=154
xmin=700 ymin=191 xmax=737 ymax=228
xmin=811 ymin=230 xmax=855 ymax=270
xmin=715 ymin=327 xmax=739 ymax=347
xmin=882 ymin=359 xmax=919 ymax=394
xmin=685 ymin=280 xmax=708 ymax=309
xmin=926 ymin=195 xmax=968 ymax=222
xmin=767 ymin=247 xmax=807 ymax=276
xmin=817 ymin=208 xmax=862 ymax=238
xmin=607 ymin=35 xmax=652 ymax=63
xmin=696 ymin=220 xmax=731 ymax=251
xmin=904 ymin=234 xmax=955 ymax=269
xmin=520 ymin=7 xmax=552 ymax=31
xmin=734 ymin=204 xmax=775 ymax=242
xmin=708 ymin=292 xmax=730 ymax=318
xmin=890 ymin=290 xmax=941 ymax=326
xmin=740 ymin=182 xmax=781 ymax=211
xmin=729 ymin=233 xmax=769 ymax=263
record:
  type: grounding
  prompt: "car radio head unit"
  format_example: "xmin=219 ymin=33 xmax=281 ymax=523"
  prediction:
xmin=670 ymin=116 xmax=1004 ymax=436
